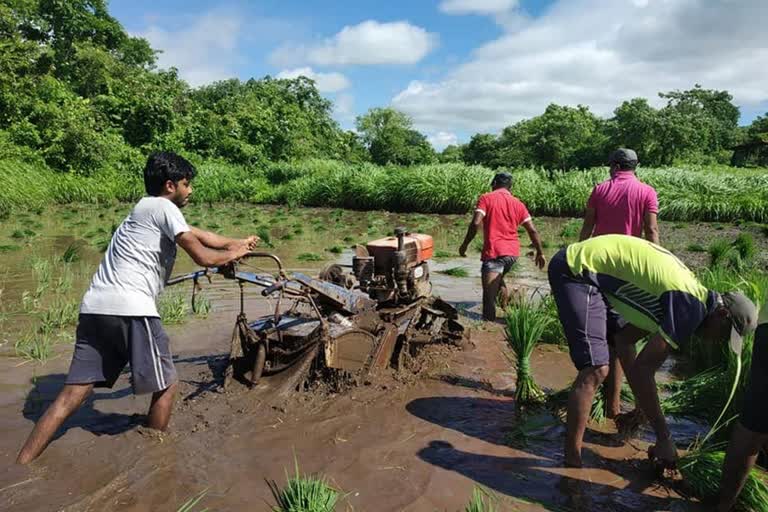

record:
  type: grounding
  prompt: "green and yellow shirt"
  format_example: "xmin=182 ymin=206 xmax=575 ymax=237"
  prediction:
xmin=566 ymin=235 xmax=717 ymax=349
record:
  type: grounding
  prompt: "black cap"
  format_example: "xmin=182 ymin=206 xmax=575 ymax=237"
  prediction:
xmin=491 ymin=172 xmax=513 ymax=189
xmin=608 ymin=148 xmax=638 ymax=167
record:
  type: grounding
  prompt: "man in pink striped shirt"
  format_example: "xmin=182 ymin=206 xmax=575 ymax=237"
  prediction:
xmin=578 ymin=148 xmax=660 ymax=421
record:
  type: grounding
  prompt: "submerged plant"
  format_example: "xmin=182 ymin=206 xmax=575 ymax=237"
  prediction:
xmin=440 ymin=266 xmax=469 ymax=278
xmin=504 ymin=298 xmax=554 ymax=406
xmin=15 ymin=332 xmax=55 ymax=362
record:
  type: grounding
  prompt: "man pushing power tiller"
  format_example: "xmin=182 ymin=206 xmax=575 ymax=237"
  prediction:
xmin=17 ymin=152 xmax=259 ymax=464
xmin=548 ymin=234 xmax=757 ymax=468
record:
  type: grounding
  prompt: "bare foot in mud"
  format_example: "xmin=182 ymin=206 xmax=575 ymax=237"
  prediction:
xmin=615 ymin=409 xmax=646 ymax=438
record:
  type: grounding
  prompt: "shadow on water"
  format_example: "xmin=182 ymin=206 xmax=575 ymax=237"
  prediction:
xmin=407 ymin=396 xmax=694 ymax=511
xmin=22 ymin=374 xmax=140 ymax=440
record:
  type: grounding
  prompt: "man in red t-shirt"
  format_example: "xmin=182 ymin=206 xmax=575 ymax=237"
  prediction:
xmin=578 ymin=148 xmax=660 ymax=422
xmin=459 ymin=172 xmax=546 ymax=321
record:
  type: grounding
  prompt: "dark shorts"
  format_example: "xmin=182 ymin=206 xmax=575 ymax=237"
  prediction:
xmin=548 ymin=249 xmax=626 ymax=371
xmin=481 ymin=256 xmax=518 ymax=275
xmin=66 ymin=314 xmax=177 ymax=395
xmin=741 ymin=324 xmax=768 ymax=433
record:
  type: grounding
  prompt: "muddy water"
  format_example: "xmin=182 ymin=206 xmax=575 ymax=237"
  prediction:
xmin=0 ymin=204 xmax=761 ymax=511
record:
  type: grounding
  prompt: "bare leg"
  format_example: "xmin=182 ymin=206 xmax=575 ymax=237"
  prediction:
xmin=147 ymin=382 xmax=177 ymax=431
xmin=498 ymin=277 xmax=510 ymax=310
xmin=605 ymin=347 xmax=624 ymax=418
xmin=16 ymin=383 xmax=94 ymax=464
xmin=481 ymin=270 xmax=503 ymax=322
xmin=717 ymin=423 xmax=768 ymax=512
xmin=566 ymin=365 xmax=609 ymax=467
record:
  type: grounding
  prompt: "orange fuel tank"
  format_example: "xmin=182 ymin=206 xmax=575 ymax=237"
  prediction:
xmin=366 ymin=233 xmax=434 ymax=270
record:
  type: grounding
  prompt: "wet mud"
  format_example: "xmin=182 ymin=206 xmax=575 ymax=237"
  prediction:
xmin=1 ymin=314 xmax=704 ymax=511
xmin=0 ymin=205 xmax=747 ymax=511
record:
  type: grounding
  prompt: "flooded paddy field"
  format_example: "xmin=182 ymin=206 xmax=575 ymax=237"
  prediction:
xmin=1 ymin=203 xmax=766 ymax=511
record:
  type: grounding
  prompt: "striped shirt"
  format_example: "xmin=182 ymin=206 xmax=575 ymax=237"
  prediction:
xmin=566 ymin=235 xmax=717 ymax=348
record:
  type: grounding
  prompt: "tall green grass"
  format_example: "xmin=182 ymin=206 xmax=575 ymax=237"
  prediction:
xmin=3 ymin=158 xmax=768 ymax=222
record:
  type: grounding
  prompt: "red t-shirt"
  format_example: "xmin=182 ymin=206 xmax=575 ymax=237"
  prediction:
xmin=476 ymin=188 xmax=531 ymax=260
xmin=587 ymin=171 xmax=658 ymax=238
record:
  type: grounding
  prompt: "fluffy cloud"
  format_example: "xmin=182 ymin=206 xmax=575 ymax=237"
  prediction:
xmin=276 ymin=67 xmax=350 ymax=93
xmin=271 ymin=20 xmax=438 ymax=66
xmin=394 ymin=0 xmax=768 ymax=135
xmin=439 ymin=0 xmax=519 ymax=15
xmin=428 ymin=131 xmax=459 ymax=151
xmin=137 ymin=10 xmax=245 ymax=86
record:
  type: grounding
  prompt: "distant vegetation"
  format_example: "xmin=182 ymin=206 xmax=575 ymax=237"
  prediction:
xmin=1 ymin=1 xmax=766 ymax=183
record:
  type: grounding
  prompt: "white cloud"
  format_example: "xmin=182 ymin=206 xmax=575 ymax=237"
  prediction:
xmin=394 ymin=0 xmax=768 ymax=136
xmin=271 ymin=20 xmax=438 ymax=67
xmin=428 ymin=131 xmax=459 ymax=151
xmin=276 ymin=67 xmax=350 ymax=93
xmin=439 ymin=0 xmax=519 ymax=15
xmin=137 ymin=10 xmax=245 ymax=87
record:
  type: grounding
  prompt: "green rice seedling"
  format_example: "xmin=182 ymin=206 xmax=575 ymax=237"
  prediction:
xmin=21 ymin=290 xmax=39 ymax=312
xmin=15 ymin=332 xmax=55 ymax=362
xmin=297 ymin=252 xmax=323 ymax=262
xmin=280 ymin=233 xmax=294 ymax=241
xmin=686 ymin=243 xmax=706 ymax=252
xmin=504 ymin=298 xmax=554 ymax=406
xmin=293 ymin=227 xmax=304 ymax=235
xmin=559 ymin=219 xmax=581 ymax=239
xmin=342 ymin=236 xmax=354 ymax=243
xmin=733 ymin=233 xmax=756 ymax=263
xmin=60 ymin=243 xmax=81 ymax=263
xmin=206 ymin=222 xmax=222 ymax=230
xmin=590 ymin=384 xmax=634 ymax=423
xmin=267 ymin=463 xmax=339 ymax=512
xmin=256 ymin=226 xmax=273 ymax=247
xmin=539 ymin=295 xmax=566 ymax=346
xmin=177 ymin=489 xmax=210 ymax=512
xmin=193 ymin=295 xmax=212 ymax=318
xmin=0 ymin=244 xmax=20 ymax=252
xmin=158 ymin=291 xmax=189 ymax=324
xmin=433 ymin=249 xmax=453 ymax=258
xmin=471 ymin=239 xmax=484 ymax=253
xmin=678 ymin=448 xmax=768 ymax=512
xmin=231 ymin=219 xmax=243 ymax=226
xmin=38 ymin=300 xmax=79 ymax=334
xmin=10 ymin=229 xmax=26 ymax=239
xmin=325 ymin=245 xmax=343 ymax=254
xmin=708 ymin=239 xmax=739 ymax=269
xmin=440 ymin=266 xmax=469 ymax=278
xmin=463 ymin=487 xmax=497 ymax=512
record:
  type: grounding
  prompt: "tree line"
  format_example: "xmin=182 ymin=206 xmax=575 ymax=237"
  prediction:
xmin=1 ymin=1 xmax=766 ymax=176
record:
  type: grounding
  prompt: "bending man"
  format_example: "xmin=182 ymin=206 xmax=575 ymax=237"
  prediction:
xmin=548 ymin=235 xmax=757 ymax=468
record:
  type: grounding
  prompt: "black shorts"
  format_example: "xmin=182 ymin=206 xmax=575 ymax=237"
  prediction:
xmin=548 ymin=249 xmax=626 ymax=370
xmin=741 ymin=323 xmax=768 ymax=433
xmin=66 ymin=314 xmax=177 ymax=395
xmin=481 ymin=256 xmax=517 ymax=275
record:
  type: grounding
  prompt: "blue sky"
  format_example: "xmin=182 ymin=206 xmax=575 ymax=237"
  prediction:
xmin=111 ymin=0 xmax=768 ymax=149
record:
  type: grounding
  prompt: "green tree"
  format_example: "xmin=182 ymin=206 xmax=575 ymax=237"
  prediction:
xmin=355 ymin=107 xmax=435 ymax=165
xmin=439 ymin=144 xmax=463 ymax=163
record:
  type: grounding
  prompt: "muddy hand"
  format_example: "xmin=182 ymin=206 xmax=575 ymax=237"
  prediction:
xmin=534 ymin=251 xmax=546 ymax=269
xmin=647 ymin=437 xmax=678 ymax=474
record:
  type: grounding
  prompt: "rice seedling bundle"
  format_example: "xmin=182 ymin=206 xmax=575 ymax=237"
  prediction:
xmin=678 ymin=449 xmax=768 ymax=512
xmin=503 ymin=298 xmax=554 ymax=406
xmin=267 ymin=464 xmax=339 ymax=512
xmin=463 ymin=487 xmax=497 ymax=512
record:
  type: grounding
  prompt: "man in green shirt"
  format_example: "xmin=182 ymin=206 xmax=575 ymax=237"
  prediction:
xmin=548 ymin=235 xmax=758 ymax=468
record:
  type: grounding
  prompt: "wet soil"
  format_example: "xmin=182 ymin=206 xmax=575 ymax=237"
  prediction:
xmin=1 ymin=314 xmax=703 ymax=512
xmin=0 ymin=205 xmax=759 ymax=511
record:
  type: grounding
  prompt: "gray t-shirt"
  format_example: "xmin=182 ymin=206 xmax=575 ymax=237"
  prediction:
xmin=80 ymin=196 xmax=190 ymax=317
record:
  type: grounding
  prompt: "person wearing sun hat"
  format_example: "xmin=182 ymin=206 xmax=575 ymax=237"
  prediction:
xmin=548 ymin=234 xmax=758 ymax=468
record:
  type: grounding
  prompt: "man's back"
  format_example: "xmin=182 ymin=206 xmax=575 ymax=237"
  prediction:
xmin=588 ymin=171 xmax=657 ymax=237
xmin=476 ymin=188 xmax=531 ymax=260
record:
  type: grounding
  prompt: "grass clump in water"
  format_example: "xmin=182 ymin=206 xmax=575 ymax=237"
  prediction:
xmin=433 ymin=249 xmax=453 ymax=258
xmin=559 ymin=219 xmax=581 ymax=239
xmin=440 ymin=266 xmax=469 ymax=277
xmin=60 ymin=243 xmax=81 ymax=263
xmin=463 ymin=487 xmax=497 ymax=512
xmin=268 ymin=462 xmax=339 ymax=512
xmin=15 ymin=333 xmax=55 ymax=362
xmin=503 ymin=297 xmax=554 ymax=407
xmin=325 ymin=245 xmax=343 ymax=254
xmin=297 ymin=252 xmax=323 ymax=262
